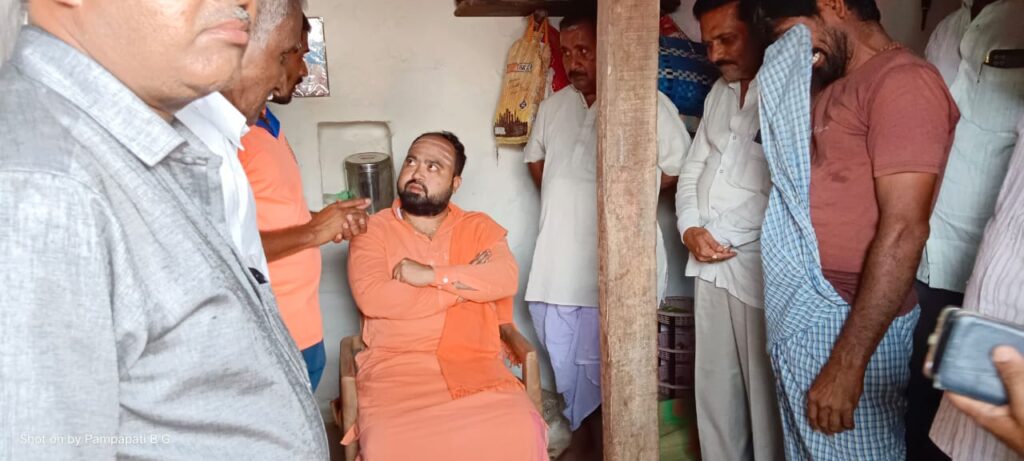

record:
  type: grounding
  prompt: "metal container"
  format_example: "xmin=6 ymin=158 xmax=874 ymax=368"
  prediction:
xmin=344 ymin=152 xmax=395 ymax=214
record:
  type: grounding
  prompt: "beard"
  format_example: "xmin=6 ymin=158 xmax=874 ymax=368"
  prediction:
xmin=812 ymin=27 xmax=851 ymax=92
xmin=398 ymin=180 xmax=453 ymax=217
xmin=272 ymin=78 xmax=302 ymax=105
xmin=272 ymin=92 xmax=294 ymax=105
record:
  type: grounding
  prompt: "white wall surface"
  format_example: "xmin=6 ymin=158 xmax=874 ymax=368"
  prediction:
xmin=270 ymin=0 xmax=962 ymax=419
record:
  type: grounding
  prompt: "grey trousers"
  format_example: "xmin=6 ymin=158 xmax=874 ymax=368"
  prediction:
xmin=694 ymin=279 xmax=785 ymax=461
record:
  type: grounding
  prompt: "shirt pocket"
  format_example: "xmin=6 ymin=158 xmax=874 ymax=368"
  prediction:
xmin=249 ymin=270 xmax=279 ymax=309
xmin=726 ymin=142 xmax=771 ymax=193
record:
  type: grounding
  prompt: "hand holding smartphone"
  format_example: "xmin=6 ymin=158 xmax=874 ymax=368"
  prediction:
xmin=924 ymin=308 xmax=1024 ymax=405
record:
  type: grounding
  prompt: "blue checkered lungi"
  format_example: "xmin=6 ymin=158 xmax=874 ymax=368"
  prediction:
xmin=756 ymin=25 xmax=919 ymax=461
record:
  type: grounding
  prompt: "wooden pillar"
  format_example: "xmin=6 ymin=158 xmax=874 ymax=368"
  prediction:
xmin=595 ymin=0 xmax=661 ymax=459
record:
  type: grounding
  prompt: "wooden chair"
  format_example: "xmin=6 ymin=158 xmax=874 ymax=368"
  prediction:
xmin=330 ymin=324 xmax=541 ymax=461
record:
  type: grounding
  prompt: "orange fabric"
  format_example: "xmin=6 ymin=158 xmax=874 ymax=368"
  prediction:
xmin=239 ymin=128 xmax=323 ymax=349
xmin=345 ymin=201 xmax=546 ymax=460
xmin=436 ymin=212 xmax=522 ymax=399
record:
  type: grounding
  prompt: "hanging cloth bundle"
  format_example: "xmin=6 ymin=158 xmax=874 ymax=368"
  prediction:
xmin=493 ymin=16 xmax=552 ymax=145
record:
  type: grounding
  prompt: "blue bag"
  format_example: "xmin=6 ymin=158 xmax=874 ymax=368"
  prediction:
xmin=658 ymin=36 xmax=720 ymax=118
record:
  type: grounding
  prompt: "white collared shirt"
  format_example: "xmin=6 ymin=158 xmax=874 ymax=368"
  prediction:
xmin=177 ymin=92 xmax=269 ymax=277
xmin=924 ymin=6 xmax=971 ymax=86
xmin=929 ymin=114 xmax=1024 ymax=461
xmin=675 ymin=78 xmax=769 ymax=307
xmin=524 ymin=87 xmax=691 ymax=307
xmin=919 ymin=0 xmax=1024 ymax=293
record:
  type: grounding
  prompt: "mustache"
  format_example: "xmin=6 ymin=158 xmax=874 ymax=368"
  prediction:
xmin=200 ymin=5 xmax=250 ymax=31
xmin=403 ymin=180 xmax=428 ymax=194
xmin=232 ymin=6 xmax=251 ymax=24
xmin=568 ymin=70 xmax=587 ymax=79
xmin=713 ymin=60 xmax=738 ymax=68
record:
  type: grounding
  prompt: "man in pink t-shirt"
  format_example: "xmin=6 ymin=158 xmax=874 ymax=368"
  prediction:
xmin=241 ymin=17 xmax=369 ymax=392
xmin=755 ymin=0 xmax=959 ymax=458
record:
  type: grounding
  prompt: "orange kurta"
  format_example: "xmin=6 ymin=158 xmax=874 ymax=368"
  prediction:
xmin=239 ymin=119 xmax=323 ymax=350
xmin=345 ymin=202 xmax=547 ymax=461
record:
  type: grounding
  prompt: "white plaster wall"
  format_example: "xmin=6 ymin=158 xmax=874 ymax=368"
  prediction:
xmin=272 ymin=0 xmax=963 ymax=419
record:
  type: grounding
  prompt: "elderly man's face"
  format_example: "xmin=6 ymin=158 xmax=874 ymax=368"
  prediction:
xmin=61 ymin=0 xmax=256 ymax=115
xmin=272 ymin=26 xmax=309 ymax=105
xmin=228 ymin=9 xmax=304 ymax=124
xmin=561 ymin=22 xmax=598 ymax=97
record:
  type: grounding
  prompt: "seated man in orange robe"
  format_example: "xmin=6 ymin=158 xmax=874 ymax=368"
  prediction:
xmin=345 ymin=131 xmax=548 ymax=460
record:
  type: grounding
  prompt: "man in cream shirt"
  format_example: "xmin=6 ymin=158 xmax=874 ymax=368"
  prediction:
xmin=675 ymin=1 xmax=781 ymax=460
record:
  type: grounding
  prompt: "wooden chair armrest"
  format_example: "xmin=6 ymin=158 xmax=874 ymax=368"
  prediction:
xmin=499 ymin=324 xmax=542 ymax=413
xmin=340 ymin=336 xmax=366 ymax=384
xmin=338 ymin=336 xmax=364 ymax=461
xmin=499 ymin=323 xmax=533 ymax=362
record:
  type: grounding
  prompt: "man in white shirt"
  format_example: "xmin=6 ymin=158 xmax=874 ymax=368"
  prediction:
xmin=524 ymin=10 xmax=691 ymax=460
xmin=175 ymin=0 xmax=306 ymax=281
xmin=930 ymin=116 xmax=1024 ymax=461
xmin=178 ymin=92 xmax=269 ymax=278
xmin=179 ymin=3 xmax=369 ymax=389
xmin=675 ymin=1 xmax=780 ymax=460
xmin=908 ymin=1 xmax=1024 ymax=459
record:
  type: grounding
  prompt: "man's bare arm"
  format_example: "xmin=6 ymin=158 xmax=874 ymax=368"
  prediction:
xmin=261 ymin=198 xmax=369 ymax=262
xmin=528 ymin=160 xmax=544 ymax=190
xmin=807 ymin=172 xmax=936 ymax=434
xmin=660 ymin=173 xmax=678 ymax=191
xmin=837 ymin=172 xmax=935 ymax=367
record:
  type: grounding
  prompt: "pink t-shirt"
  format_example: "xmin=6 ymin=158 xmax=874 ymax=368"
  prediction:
xmin=810 ymin=48 xmax=959 ymax=310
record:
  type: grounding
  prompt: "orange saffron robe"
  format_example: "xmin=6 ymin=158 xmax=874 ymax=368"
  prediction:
xmin=344 ymin=202 xmax=547 ymax=460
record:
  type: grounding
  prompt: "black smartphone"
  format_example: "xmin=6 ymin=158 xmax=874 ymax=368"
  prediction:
xmin=985 ymin=49 xmax=1024 ymax=69
xmin=924 ymin=308 xmax=1024 ymax=405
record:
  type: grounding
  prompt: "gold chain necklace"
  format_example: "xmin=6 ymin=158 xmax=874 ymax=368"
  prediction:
xmin=880 ymin=41 xmax=902 ymax=53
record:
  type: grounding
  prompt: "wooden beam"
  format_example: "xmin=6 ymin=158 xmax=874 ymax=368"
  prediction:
xmin=595 ymin=0 xmax=661 ymax=459
xmin=453 ymin=0 xmax=577 ymax=17
xmin=452 ymin=0 xmax=680 ymax=17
